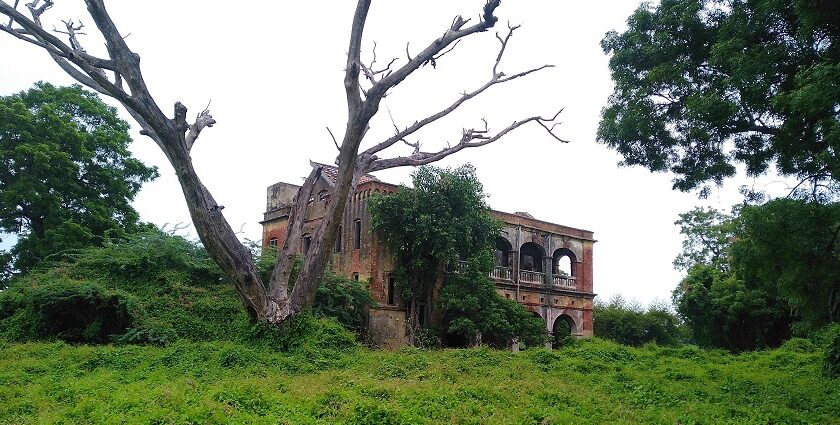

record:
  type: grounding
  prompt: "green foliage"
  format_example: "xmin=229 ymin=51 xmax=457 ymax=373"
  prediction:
xmin=730 ymin=198 xmax=840 ymax=330
xmin=0 ymin=82 xmax=158 ymax=275
xmin=0 ymin=338 xmax=837 ymax=423
xmin=0 ymin=277 xmax=137 ymax=343
xmin=820 ymin=324 xmax=840 ymax=378
xmin=440 ymin=254 xmax=547 ymax=348
xmin=369 ymin=164 xmax=499 ymax=304
xmin=594 ymin=295 xmax=682 ymax=346
xmin=0 ymin=227 xmax=252 ymax=344
xmin=313 ymin=272 xmax=375 ymax=334
xmin=599 ymin=0 xmax=840 ymax=193
xmin=370 ymin=165 xmax=540 ymax=346
xmin=673 ymin=207 xmax=734 ymax=272
xmin=673 ymin=263 xmax=792 ymax=351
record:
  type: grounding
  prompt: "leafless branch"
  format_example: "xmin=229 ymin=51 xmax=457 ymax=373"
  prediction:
xmin=359 ymin=41 xmax=398 ymax=84
xmin=6 ymin=0 xmax=19 ymax=27
xmin=494 ymin=22 xmax=520 ymax=74
xmin=361 ymin=22 xmax=553 ymax=158
xmin=185 ymin=102 xmax=216 ymax=152
xmin=367 ymin=110 xmax=569 ymax=172
xmin=54 ymin=19 xmax=85 ymax=51
xmin=326 ymin=126 xmax=340 ymax=151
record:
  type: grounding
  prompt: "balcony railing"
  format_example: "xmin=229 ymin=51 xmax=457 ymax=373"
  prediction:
xmin=552 ymin=275 xmax=576 ymax=290
xmin=451 ymin=262 xmax=579 ymax=291
xmin=519 ymin=270 xmax=545 ymax=285
xmin=491 ymin=266 xmax=513 ymax=281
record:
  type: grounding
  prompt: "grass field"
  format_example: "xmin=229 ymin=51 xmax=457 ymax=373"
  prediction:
xmin=2 ymin=337 xmax=837 ymax=424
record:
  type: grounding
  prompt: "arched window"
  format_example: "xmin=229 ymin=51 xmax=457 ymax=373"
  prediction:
xmin=353 ymin=219 xmax=362 ymax=249
xmin=552 ymin=248 xmax=577 ymax=277
xmin=519 ymin=242 xmax=545 ymax=272
xmin=494 ymin=237 xmax=513 ymax=267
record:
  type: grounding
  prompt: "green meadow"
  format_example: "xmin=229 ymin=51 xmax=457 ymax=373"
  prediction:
xmin=2 ymin=337 xmax=837 ymax=424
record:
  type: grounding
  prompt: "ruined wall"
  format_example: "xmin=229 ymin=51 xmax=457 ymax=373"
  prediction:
xmin=368 ymin=307 xmax=409 ymax=350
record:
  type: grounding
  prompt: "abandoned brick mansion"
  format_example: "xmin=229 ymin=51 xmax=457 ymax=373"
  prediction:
xmin=261 ymin=163 xmax=595 ymax=348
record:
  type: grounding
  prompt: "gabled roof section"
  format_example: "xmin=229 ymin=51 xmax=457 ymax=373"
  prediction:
xmin=310 ymin=161 xmax=380 ymax=187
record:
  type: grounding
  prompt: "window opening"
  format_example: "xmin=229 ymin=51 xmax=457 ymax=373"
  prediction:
xmin=353 ymin=219 xmax=362 ymax=249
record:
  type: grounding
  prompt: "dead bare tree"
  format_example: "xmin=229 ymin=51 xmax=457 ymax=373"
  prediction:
xmin=0 ymin=0 xmax=567 ymax=325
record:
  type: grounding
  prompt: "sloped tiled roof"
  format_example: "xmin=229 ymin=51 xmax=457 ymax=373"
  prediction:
xmin=311 ymin=162 xmax=379 ymax=186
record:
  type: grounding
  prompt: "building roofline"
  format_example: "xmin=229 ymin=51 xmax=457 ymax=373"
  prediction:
xmin=266 ymin=176 xmax=594 ymax=240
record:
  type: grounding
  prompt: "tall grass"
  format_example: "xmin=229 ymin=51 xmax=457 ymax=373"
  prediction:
xmin=1 ymin=337 xmax=836 ymax=424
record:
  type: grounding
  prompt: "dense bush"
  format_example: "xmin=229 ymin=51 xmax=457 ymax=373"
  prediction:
xmin=439 ymin=253 xmax=547 ymax=348
xmin=1 ymin=227 xmax=376 ymax=345
xmin=313 ymin=272 xmax=375 ymax=334
xmin=0 ymin=276 xmax=137 ymax=343
xmin=594 ymin=295 xmax=682 ymax=346
xmin=0 ymin=228 xmax=248 ymax=344
xmin=818 ymin=324 xmax=840 ymax=378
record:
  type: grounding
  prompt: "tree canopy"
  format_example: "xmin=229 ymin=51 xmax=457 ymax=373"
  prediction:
xmin=369 ymin=165 xmax=545 ymax=347
xmin=600 ymin=0 xmax=840 ymax=194
xmin=672 ymin=199 xmax=840 ymax=350
xmin=731 ymin=199 xmax=840 ymax=328
xmin=0 ymin=82 xmax=157 ymax=275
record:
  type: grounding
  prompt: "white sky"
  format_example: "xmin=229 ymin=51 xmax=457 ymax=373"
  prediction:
xmin=0 ymin=0 xmax=792 ymax=305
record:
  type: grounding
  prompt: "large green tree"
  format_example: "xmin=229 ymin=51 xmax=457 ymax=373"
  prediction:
xmin=369 ymin=165 xmax=545 ymax=347
xmin=600 ymin=0 xmax=840 ymax=194
xmin=731 ymin=199 xmax=840 ymax=328
xmin=0 ymin=82 xmax=157 ymax=275
xmin=671 ymin=200 xmax=840 ymax=350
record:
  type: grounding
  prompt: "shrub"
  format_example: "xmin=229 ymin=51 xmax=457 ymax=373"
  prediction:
xmin=819 ymin=324 xmax=840 ymax=378
xmin=313 ymin=272 xmax=375 ymax=333
xmin=594 ymin=295 xmax=682 ymax=346
xmin=0 ymin=276 xmax=138 ymax=343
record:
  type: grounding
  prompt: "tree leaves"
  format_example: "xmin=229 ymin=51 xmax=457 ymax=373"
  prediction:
xmin=0 ymin=82 xmax=158 ymax=274
xmin=600 ymin=0 xmax=840 ymax=193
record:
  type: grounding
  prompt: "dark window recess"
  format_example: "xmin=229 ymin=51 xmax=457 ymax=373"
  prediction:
xmin=418 ymin=302 xmax=427 ymax=326
xmin=268 ymin=238 xmax=278 ymax=248
xmin=353 ymin=219 xmax=362 ymax=249
xmin=352 ymin=273 xmax=359 ymax=281
xmin=387 ymin=276 xmax=396 ymax=305
xmin=335 ymin=226 xmax=342 ymax=253
xmin=302 ymin=235 xmax=312 ymax=254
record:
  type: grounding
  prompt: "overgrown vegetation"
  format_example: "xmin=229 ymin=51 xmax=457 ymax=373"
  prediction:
xmin=369 ymin=165 xmax=545 ymax=347
xmin=0 ymin=228 xmax=369 ymax=345
xmin=0 ymin=83 xmax=158 ymax=278
xmin=1 ymin=337 xmax=836 ymax=424
xmin=594 ymin=295 xmax=682 ymax=347
xmin=671 ymin=200 xmax=840 ymax=352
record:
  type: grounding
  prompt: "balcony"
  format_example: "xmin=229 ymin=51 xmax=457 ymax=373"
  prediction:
xmin=552 ymin=275 xmax=576 ymax=289
xmin=477 ymin=264 xmax=579 ymax=291
xmin=518 ymin=270 xmax=544 ymax=285
xmin=491 ymin=266 xmax=513 ymax=281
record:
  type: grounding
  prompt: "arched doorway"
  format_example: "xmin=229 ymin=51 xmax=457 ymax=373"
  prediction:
xmin=519 ymin=242 xmax=545 ymax=272
xmin=553 ymin=314 xmax=576 ymax=347
xmin=494 ymin=237 xmax=513 ymax=267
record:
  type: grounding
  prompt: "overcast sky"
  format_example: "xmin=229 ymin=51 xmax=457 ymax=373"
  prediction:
xmin=0 ymin=0 xmax=791 ymax=305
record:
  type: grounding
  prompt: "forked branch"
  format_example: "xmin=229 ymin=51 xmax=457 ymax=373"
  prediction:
xmin=367 ymin=109 xmax=568 ymax=172
xmin=361 ymin=21 xmax=555 ymax=160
